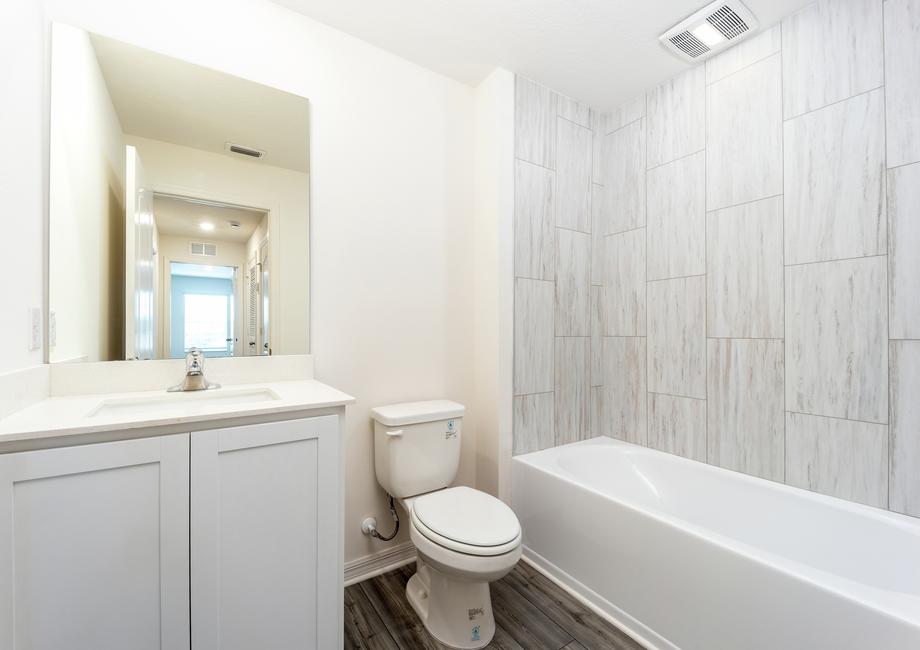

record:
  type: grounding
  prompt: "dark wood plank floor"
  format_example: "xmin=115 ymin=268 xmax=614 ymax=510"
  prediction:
xmin=345 ymin=561 xmax=646 ymax=650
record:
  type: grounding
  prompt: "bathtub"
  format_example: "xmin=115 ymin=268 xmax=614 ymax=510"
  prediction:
xmin=511 ymin=437 xmax=920 ymax=650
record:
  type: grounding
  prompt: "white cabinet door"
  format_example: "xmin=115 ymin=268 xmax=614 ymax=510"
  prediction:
xmin=0 ymin=434 xmax=191 ymax=650
xmin=191 ymin=416 xmax=341 ymax=650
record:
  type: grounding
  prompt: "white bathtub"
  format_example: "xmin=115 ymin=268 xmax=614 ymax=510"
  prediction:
xmin=511 ymin=437 xmax=920 ymax=650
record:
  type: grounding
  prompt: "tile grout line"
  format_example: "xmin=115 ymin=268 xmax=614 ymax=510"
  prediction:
xmin=784 ymin=253 xmax=888 ymax=269
xmin=783 ymin=83 xmax=885 ymax=123
xmin=785 ymin=410 xmax=889 ymax=428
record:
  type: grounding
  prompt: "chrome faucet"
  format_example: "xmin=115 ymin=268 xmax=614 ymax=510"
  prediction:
xmin=168 ymin=348 xmax=221 ymax=392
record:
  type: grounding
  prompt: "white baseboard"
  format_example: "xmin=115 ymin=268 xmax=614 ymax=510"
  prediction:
xmin=521 ymin=546 xmax=672 ymax=650
xmin=344 ymin=541 xmax=416 ymax=587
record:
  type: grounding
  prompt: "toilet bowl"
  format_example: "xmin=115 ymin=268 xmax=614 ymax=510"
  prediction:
xmin=370 ymin=400 xmax=522 ymax=649
xmin=401 ymin=486 xmax=522 ymax=649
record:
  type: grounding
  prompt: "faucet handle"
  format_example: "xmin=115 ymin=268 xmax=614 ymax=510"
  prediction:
xmin=186 ymin=347 xmax=204 ymax=374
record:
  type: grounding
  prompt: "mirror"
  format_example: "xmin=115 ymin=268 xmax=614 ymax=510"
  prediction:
xmin=48 ymin=24 xmax=310 ymax=362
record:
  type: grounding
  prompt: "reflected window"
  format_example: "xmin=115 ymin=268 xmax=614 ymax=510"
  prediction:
xmin=183 ymin=294 xmax=230 ymax=352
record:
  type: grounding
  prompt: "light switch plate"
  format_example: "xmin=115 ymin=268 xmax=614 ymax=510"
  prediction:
xmin=29 ymin=307 xmax=42 ymax=351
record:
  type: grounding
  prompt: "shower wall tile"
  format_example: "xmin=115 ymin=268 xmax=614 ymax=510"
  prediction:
xmin=555 ymin=117 xmax=592 ymax=232
xmin=600 ymin=337 xmax=648 ymax=445
xmin=705 ymin=24 xmax=781 ymax=85
xmin=707 ymin=339 xmax=785 ymax=482
xmin=784 ymin=89 xmax=887 ymax=265
xmin=515 ymin=76 xmax=557 ymax=168
xmin=514 ymin=160 xmax=555 ymax=281
xmin=557 ymin=95 xmax=591 ymax=129
xmin=707 ymin=196 xmax=784 ymax=338
xmin=646 ymin=66 xmax=705 ymax=168
xmin=514 ymin=278 xmax=554 ymax=395
xmin=648 ymin=393 xmax=706 ymax=462
xmin=646 ymin=151 xmax=705 ymax=281
xmin=785 ymin=412 xmax=888 ymax=508
xmin=885 ymin=0 xmax=920 ymax=167
xmin=889 ymin=163 xmax=920 ymax=339
xmin=782 ymin=0 xmax=884 ymax=119
xmin=591 ymin=286 xmax=605 ymax=387
xmin=706 ymin=54 xmax=782 ymax=211
xmin=602 ymin=229 xmax=646 ymax=337
xmin=555 ymin=228 xmax=591 ymax=336
xmin=591 ymin=182 xmax=611 ymax=259
xmin=608 ymin=93 xmax=647 ymax=132
xmin=602 ymin=118 xmax=646 ymax=234
xmin=513 ymin=392 xmax=554 ymax=456
xmin=555 ymin=337 xmax=590 ymax=445
xmin=592 ymin=112 xmax=609 ymax=185
xmin=890 ymin=341 xmax=920 ymax=516
xmin=648 ymin=276 xmax=706 ymax=399
xmin=785 ymin=256 xmax=888 ymax=424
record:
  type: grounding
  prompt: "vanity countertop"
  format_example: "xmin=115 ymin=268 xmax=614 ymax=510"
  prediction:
xmin=0 ymin=379 xmax=355 ymax=450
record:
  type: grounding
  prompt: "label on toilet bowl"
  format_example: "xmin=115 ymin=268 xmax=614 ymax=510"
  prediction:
xmin=468 ymin=607 xmax=484 ymax=621
xmin=471 ymin=626 xmax=480 ymax=642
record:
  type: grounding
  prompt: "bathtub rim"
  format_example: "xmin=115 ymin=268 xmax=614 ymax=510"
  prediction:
xmin=512 ymin=436 xmax=920 ymax=630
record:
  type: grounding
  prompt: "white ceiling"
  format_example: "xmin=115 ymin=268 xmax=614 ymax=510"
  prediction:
xmin=271 ymin=0 xmax=811 ymax=110
xmin=154 ymin=194 xmax=267 ymax=243
xmin=92 ymin=34 xmax=311 ymax=172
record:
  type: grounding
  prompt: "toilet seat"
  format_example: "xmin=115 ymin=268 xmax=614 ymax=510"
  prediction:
xmin=410 ymin=486 xmax=521 ymax=556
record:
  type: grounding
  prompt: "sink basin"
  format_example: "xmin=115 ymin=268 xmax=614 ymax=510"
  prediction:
xmin=87 ymin=387 xmax=281 ymax=419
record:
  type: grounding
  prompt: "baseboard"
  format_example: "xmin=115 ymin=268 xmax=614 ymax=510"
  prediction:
xmin=344 ymin=542 xmax=416 ymax=586
xmin=521 ymin=546 xmax=674 ymax=650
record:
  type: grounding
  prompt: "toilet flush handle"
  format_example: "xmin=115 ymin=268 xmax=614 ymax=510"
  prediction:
xmin=386 ymin=429 xmax=403 ymax=438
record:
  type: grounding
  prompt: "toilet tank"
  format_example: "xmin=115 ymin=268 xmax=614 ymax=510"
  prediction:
xmin=371 ymin=400 xmax=465 ymax=498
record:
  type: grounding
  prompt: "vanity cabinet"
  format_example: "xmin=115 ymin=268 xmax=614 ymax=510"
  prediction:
xmin=0 ymin=414 xmax=342 ymax=650
xmin=0 ymin=434 xmax=191 ymax=650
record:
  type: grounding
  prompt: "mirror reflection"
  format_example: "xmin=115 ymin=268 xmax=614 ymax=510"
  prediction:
xmin=49 ymin=25 xmax=310 ymax=362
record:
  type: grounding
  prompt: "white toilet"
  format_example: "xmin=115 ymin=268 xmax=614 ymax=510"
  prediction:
xmin=370 ymin=400 xmax=522 ymax=649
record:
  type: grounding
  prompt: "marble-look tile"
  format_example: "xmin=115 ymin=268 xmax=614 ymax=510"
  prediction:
xmin=514 ymin=278 xmax=555 ymax=395
xmin=706 ymin=54 xmax=782 ymax=211
xmin=515 ymin=76 xmax=557 ymax=168
xmin=705 ymin=24 xmax=781 ymax=84
xmin=602 ymin=229 xmax=646 ymax=337
xmin=890 ymin=341 xmax=920 ymax=516
xmin=782 ymin=0 xmax=884 ymax=118
xmin=558 ymin=95 xmax=591 ymax=128
xmin=513 ymin=392 xmax=554 ymax=456
xmin=707 ymin=339 xmax=784 ymax=481
xmin=599 ymin=337 xmax=648 ymax=445
xmin=785 ymin=256 xmax=888 ymax=423
xmin=785 ymin=412 xmax=888 ymax=508
xmin=784 ymin=89 xmax=887 ymax=265
xmin=555 ymin=118 xmax=592 ymax=232
xmin=646 ymin=66 xmax=705 ymax=168
xmin=555 ymin=228 xmax=591 ymax=336
xmin=707 ymin=196 xmax=784 ymax=338
xmin=889 ymin=162 xmax=920 ymax=339
xmin=647 ymin=151 xmax=705 ymax=281
xmin=514 ymin=160 xmax=555 ymax=281
xmin=608 ymin=93 xmax=646 ymax=133
xmin=555 ymin=337 xmax=590 ymax=445
xmin=591 ymin=182 xmax=611 ymax=259
xmin=591 ymin=286 xmax=605 ymax=387
xmin=885 ymin=0 xmax=920 ymax=167
xmin=601 ymin=118 xmax=646 ymax=235
xmin=648 ymin=393 xmax=706 ymax=462
xmin=647 ymin=276 xmax=706 ymax=399
xmin=592 ymin=112 xmax=609 ymax=185
xmin=590 ymin=385 xmax=604 ymax=437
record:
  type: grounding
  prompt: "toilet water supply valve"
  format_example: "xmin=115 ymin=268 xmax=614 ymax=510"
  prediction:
xmin=362 ymin=494 xmax=400 ymax=541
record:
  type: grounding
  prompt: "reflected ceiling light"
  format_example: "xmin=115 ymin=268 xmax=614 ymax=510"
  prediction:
xmin=199 ymin=222 xmax=215 ymax=232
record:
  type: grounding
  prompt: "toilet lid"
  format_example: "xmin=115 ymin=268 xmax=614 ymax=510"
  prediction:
xmin=411 ymin=486 xmax=520 ymax=547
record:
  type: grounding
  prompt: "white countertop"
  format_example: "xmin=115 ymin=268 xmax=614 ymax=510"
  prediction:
xmin=0 ymin=379 xmax=355 ymax=448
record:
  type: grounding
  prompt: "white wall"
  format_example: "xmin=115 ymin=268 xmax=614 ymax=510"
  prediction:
xmin=471 ymin=69 xmax=515 ymax=500
xmin=49 ymin=23 xmax=126 ymax=363
xmin=8 ymin=0 xmax=482 ymax=564
xmin=127 ymin=135 xmax=310 ymax=356
xmin=0 ymin=0 xmax=45 ymax=373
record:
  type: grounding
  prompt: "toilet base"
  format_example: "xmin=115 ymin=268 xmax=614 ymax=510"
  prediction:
xmin=405 ymin=557 xmax=496 ymax=649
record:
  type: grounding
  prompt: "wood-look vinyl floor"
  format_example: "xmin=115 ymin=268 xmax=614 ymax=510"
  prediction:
xmin=345 ymin=561 xmax=646 ymax=650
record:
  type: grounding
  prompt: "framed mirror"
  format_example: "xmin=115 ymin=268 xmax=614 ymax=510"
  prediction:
xmin=48 ymin=24 xmax=310 ymax=362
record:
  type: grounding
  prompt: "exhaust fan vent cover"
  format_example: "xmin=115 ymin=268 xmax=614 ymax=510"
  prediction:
xmin=660 ymin=1 xmax=759 ymax=62
xmin=225 ymin=142 xmax=265 ymax=159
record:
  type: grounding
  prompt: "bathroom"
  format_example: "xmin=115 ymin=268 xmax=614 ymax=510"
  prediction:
xmin=0 ymin=0 xmax=917 ymax=648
